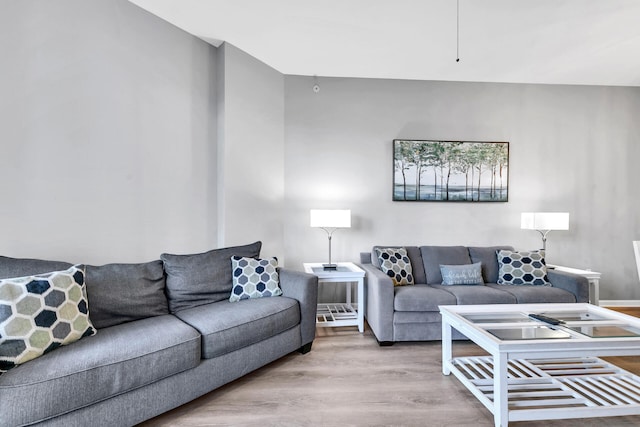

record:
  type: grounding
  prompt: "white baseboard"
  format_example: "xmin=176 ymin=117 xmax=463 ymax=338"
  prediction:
xmin=600 ymin=300 xmax=640 ymax=307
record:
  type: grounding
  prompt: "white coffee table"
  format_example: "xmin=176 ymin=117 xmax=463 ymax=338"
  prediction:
xmin=440 ymin=303 xmax=640 ymax=427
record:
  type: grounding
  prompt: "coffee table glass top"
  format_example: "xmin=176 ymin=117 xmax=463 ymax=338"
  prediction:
xmin=463 ymin=310 xmax=608 ymax=324
xmin=486 ymin=326 xmax=572 ymax=340
xmin=464 ymin=313 xmax=533 ymax=324
xmin=534 ymin=310 xmax=608 ymax=322
xmin=566 ymin=324 xmax=640 ymax=338
xmin=451 ymin=304 xmax=640 ymax=341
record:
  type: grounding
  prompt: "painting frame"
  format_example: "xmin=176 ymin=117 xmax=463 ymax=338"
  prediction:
xmin=393 ymin=139 xmax=509 ymax=202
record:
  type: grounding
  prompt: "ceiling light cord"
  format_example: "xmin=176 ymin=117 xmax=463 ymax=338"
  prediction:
xmin=456 ymin=0 xmax=460 ymax=62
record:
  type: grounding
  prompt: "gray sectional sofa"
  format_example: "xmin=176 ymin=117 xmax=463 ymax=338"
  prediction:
xmin=360 ymin=245 xmax=589 ymax=345
xmin=0 ymin=241 xmax=318 ymax=427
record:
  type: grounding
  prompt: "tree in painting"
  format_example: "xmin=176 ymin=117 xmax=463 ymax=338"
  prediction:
xmin=393 ymin=140 xmax=509 ymax=202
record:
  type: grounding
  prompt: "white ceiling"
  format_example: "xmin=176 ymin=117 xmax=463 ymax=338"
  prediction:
xmin=128 ymin=0 xmax=640 ymax=87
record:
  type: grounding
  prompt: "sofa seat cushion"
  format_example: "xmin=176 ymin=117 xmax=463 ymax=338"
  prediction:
xmin=175 ymin=297 xmax=300 ymax=359
xmin=394 ymin=285 xmax=457 ymax=312
xmin=486 ymin=284 xmax=577 ymax=303
xmin=0 ymin=315 xmax=200 ymax=426
xmin=431 ymin=284 xmax=517 ymax=305
xmin=393 ymin=311 xmax=442 ymax=324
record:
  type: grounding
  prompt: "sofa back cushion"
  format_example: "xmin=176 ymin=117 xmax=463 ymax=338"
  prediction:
xmin=420 ymin=246 xmax=472 ymax=284
xmin=468 ymin=246 xmax=514 ymax=283
xmin=371 ymin=246 xmax=426 ymax=284
xmin=85 ymin=261 xmax=169 ymax=329
xmin=0 ymin=256 xmax=73 ymax=279
xmin=161 ymin=241 xmax=262 ymax=313
xmin=0 ymin=256 xmax=171 ymax=330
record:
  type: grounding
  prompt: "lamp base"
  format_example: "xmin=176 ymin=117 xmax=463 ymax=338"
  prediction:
xmin=322 ymin=263 xmax=338 ymax=270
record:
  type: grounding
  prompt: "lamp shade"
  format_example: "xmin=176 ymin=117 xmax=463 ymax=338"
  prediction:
xmin=521 ymin=212 xmax=569 ymax=231
xmin=310 ymin=209 xmax=351 ymax=228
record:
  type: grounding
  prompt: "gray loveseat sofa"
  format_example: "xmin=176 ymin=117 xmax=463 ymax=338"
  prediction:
xmin=360 ymin=245 xmax=589 ymax=345
xmin=0 ymin=241 xmax=318 ymax=426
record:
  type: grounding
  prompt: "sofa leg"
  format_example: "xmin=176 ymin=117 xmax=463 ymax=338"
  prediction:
xmin=377 ymin=339 xmax=394 ymax=347
xmin=298 ymin=342 xmax=313 ymax=354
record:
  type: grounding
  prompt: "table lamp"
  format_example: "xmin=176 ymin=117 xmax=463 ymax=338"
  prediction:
xmin=310 ymin=209 xmax=351 ymax=270
xmin=521 ymin=212 xmax=570 ymax=251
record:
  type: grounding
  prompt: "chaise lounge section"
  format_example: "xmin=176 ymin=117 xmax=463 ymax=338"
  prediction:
xmin=360 ymin=245 xmax=589 ymax=345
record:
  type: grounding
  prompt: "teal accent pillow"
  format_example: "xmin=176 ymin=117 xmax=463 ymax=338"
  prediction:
xmin=439 ymin=262 xmax=484 ymax=285
xmin=230 ymin=256 xmax=282 ymax=302
xmin=0 ymin=265 xmax=96 ymax=373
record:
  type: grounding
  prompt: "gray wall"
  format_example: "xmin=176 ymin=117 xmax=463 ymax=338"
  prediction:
xmin=0 ymin=0 xmax=218 ymax=263
xmin=216 ymin=43 xmax=285 ymax=259
xmin=3 ymin=1 xmax=639 ymax=300
xmin=284 ymin=76 xmax=640 ymax=300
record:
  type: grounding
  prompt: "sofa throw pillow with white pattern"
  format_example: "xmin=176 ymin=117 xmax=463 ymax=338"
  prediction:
xmin=0 ymin=265 xmax=96 ymax=373
xmin=375 ymin=247 xmax=414 ymax=286
xmin=229 ymin=256 xmax=282 ymax=302
xmin=440 ymin=262 xmax=484 ymax=285
xmin=496 ymin=249 xmax=551 ymax=286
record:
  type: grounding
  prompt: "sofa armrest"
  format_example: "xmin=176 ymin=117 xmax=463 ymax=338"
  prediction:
xmin=279 ymin=269 xmax=318 ymax=347
xmin=360 ymin=263 xmax=395 ymax=343
xmin=547 ymin=269 xmax=590 ymax=303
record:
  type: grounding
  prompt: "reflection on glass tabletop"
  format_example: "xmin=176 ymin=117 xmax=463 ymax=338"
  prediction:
xmin=487 ymin=326 xmax=572 ymax=340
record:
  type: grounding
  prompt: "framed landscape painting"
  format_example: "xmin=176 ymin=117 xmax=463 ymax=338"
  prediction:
xmin=393 ymin=139 xmax=509 ymax=202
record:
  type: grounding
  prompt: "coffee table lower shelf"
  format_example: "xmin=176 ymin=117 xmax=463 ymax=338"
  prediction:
xmin=448 ymin=355 xmax=640 ymax=422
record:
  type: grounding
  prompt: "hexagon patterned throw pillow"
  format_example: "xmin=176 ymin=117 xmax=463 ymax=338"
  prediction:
xmin=0 ymin=265 xmax=96 ymax=373
xmin=229 ymin=256 xmax=282 ymax=302
xmin=375 ymin=247 xmax=414 ymax=286
xmin=496 ymin=249 xmax=551 ymax=286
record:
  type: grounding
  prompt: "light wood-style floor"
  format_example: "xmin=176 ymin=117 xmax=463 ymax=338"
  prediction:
xmin=139 ymin=320 xmax=640 ymax=427
xmin=608 ymin=307 xmax=640 ymax=318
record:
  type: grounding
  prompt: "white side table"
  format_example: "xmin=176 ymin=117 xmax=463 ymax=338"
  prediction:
xmin=548 ymin=264 xmax=602 ymax=305
xmin=303 ymin=262 xmax=365 ymax=333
